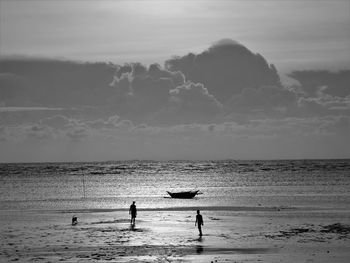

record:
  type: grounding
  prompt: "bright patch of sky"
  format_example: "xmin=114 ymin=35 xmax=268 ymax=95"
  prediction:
xmin=1 ymin=0 xmax=349 ymax=73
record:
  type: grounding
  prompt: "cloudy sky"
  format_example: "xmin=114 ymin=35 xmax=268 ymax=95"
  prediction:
xmin=0 ymin=0 xmax=349 ymax=162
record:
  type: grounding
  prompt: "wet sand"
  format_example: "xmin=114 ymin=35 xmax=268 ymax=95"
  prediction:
xmin=1 ymin=207 xmax=350 ymax=262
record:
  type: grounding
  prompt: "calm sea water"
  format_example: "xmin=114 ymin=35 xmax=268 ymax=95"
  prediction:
xmin=0 ymin=160 xmax=349 ymax=211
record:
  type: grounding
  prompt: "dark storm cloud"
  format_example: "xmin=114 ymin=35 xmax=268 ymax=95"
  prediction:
xmin=164 ymin=82 xmax=223 ymax=123
xmin=1 ymin=41 xmax=349 ymax=127
xmin=170 ymin=82 xmax=222 ymax=112
xmin=0 ymin=58 xmax=116 ymax=107
xmin=0 ymin=73 xmax=26 ymax=104
xmin=110 ymin=63 xmax=185 ymax=94
xmin=107 ymin=39 xmax=291 ymax=123
xmin=165 ymin=39 xmax=281 ymax=103
xmin=228 ymin=85 xmax=297 ymax=116
xmin=289 ymin=70 xmax=350 ymax=97
xmin=133 ymin=81 xmax=223 ymax=125
xmin=109 ymin=63 xmax=185 ymax=116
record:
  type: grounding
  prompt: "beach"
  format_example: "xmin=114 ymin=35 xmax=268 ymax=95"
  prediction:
xmin=1 ymin=0 xmax=350 ymax=260
xmin=1 ymin=206 xmax=350 ymax=262
xmin=1 ymin=160 xmax=350 ymax=262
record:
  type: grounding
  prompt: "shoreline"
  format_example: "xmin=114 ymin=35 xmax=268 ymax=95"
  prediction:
xmin=4 ymin=204 xmax=346 ymax=213
xmin=1 ymin=208 xmax=350 ymax=262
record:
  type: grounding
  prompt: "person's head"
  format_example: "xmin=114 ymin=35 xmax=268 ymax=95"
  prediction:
xmin=133 ymin=201 xmax=135 ymax=205
xmin=197 ymin=210 xmax=200 ymax=214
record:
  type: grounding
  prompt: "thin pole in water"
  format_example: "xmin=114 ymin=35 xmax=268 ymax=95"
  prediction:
xmin=82 ymin=172 xmax=86 ymax=198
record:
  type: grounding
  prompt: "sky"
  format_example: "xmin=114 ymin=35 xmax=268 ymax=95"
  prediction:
xmin=1 ymin=0 xmax=350 ymax=73
xmin=0 ymin=0 xmax=349 ymax=162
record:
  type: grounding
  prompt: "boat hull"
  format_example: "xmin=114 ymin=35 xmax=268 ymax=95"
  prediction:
xmin=166 ymin=190 xmax=199 ymax=199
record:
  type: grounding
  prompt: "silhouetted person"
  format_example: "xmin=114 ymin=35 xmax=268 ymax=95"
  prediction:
xmin=72 ymin=215 xmax=78 ymax=225
xmin=195 ymin=210 xmax=203 ymax=236
xmin=129 ymin=201 xmax=137 ymax=225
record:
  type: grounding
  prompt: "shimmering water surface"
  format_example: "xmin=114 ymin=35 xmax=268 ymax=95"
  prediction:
xmin=0 ymin=160 xmax=349 ymax=211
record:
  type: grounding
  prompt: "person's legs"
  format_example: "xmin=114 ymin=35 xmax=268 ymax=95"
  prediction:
xmin=198 ymin=225 xmax=202 ymax=236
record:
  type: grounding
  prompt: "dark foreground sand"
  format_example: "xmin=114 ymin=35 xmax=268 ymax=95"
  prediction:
xmin=1 ymin=208 xmax=350 ymax=262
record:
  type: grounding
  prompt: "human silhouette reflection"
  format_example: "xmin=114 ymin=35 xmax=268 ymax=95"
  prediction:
xmin=196 ymin=245 xmax=204 ymax=254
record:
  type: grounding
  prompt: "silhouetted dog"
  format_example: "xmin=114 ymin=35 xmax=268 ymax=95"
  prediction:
xmin=72 ymin=215 xmax=78 ymax=225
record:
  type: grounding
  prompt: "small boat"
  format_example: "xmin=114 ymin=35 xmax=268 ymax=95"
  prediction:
xmin=166 ymin=190 xmax=199 ymax=199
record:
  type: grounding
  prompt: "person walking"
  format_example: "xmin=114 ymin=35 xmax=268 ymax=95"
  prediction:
xmin=195 ymin=209 xmax=203 ymax=236
xmin=129 ymin=201 xmax=137 ymax=225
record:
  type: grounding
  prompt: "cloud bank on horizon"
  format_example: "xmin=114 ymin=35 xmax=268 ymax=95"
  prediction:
xmin=0 ymin=40 xmax=349 ymax=161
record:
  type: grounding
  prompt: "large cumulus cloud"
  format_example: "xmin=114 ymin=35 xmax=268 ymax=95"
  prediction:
xmin=165 ymin=39 xmax=281 ymax=103
xmin=228 ymin=85 xmax=298 ymax=118
xmin=109 ymin=62 xmax=225 ymax=123
xmin=169 ymin=82 xmax=222 ymax=114
xmin=151 ymin=82 xmax=223 ymax=124
xmin=3 ymin=40 xmax=348 ymax=127
xmin=109 ymin=63 xmax=185 ymax=121
xmin=1 ymin=37 xmax=349 ymax=156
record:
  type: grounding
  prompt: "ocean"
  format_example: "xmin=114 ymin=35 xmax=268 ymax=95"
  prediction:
xmin=1 ymin=159 xmax=349 ymax=212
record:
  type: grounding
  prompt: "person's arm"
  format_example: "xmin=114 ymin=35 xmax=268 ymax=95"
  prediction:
xmin=195 ymin=215 xmax=197 ymax=226
xmin=129 ymin=206 xmax=131 ymax=215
